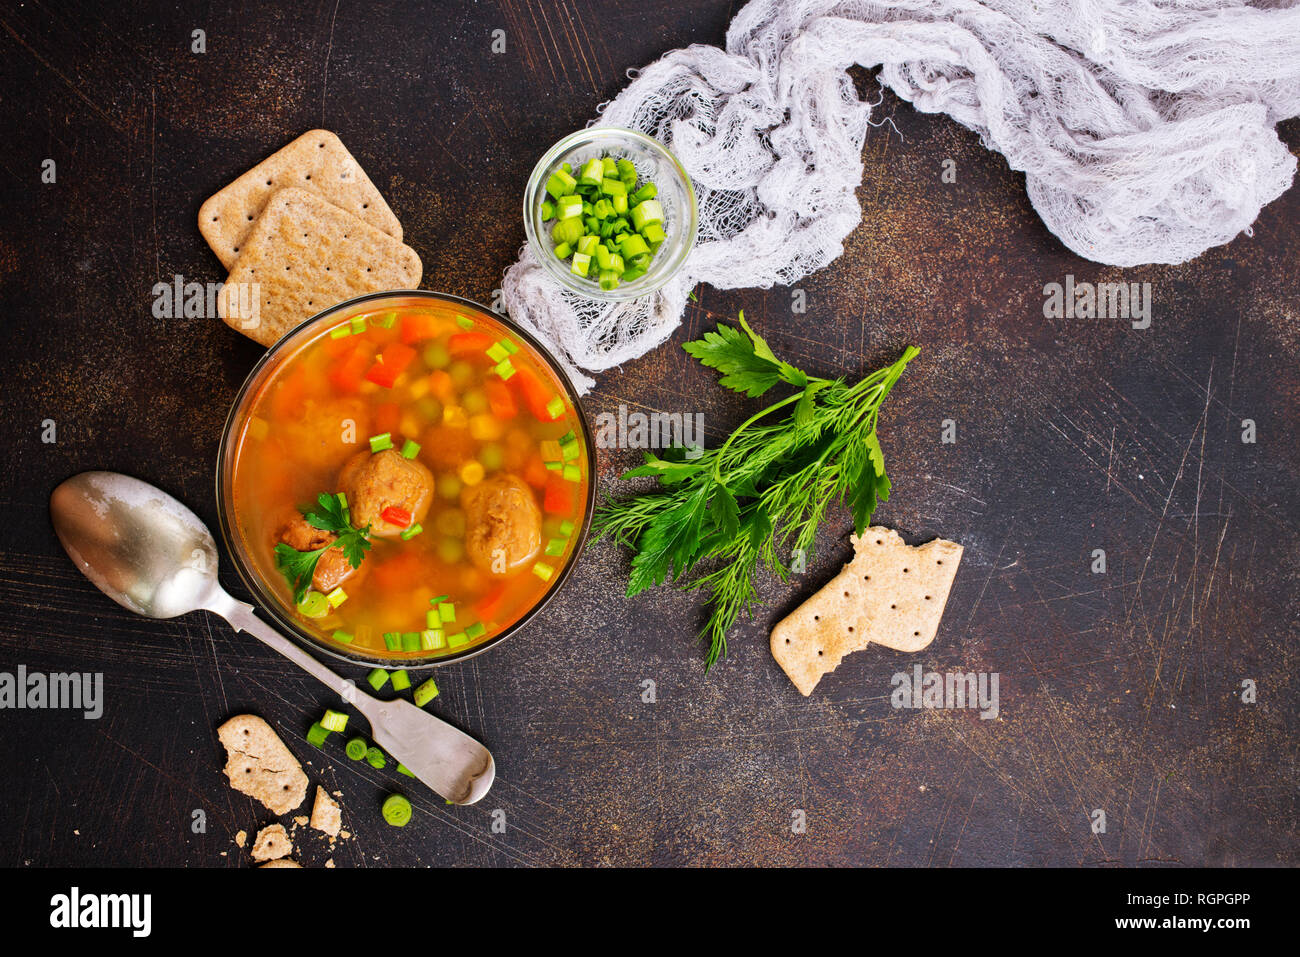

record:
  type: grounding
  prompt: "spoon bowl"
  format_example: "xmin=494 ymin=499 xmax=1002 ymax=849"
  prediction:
xmin=49 ymin=470 xmax=495 ymax=806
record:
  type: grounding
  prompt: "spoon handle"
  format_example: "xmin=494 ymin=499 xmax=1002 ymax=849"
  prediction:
xmin=203 ymin=587 xmax=495 ymax=805
xmin=206 ymin=588 xmax=359 ymax=700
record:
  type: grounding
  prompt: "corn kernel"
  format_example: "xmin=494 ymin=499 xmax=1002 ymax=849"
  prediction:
xmin=459 ymin=461 xmax=486 ymax=486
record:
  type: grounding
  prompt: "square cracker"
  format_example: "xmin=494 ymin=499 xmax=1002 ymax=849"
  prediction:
xmin=770 ymin=527 xmax=963 ymax=695
xmin=217 ymin=714 xmax=309 ymax=816
xmin=199 ymin=129 xmax=402 ymax=268
xmin=217 ymin=186 xmax=422 ymax=346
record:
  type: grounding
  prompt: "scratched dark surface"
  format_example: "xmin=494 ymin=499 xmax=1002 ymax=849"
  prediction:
xmin=0 ymin=0 xmax=1296 ymax=868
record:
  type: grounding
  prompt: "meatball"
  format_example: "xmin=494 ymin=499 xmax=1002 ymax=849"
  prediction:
xmin=337 ymin=449 xmax=434 ymax=538
xmin=278 ymin=514 xmax=358 ymax=594
xmin=462 ymin=474 xmax=542 ymax=575
xmin=274 ymin=396 xmax=371 ymax=473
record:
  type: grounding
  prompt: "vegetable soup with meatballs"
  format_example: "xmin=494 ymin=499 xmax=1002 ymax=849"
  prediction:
xmin=227 ymin=299 xmax=590 ymax=659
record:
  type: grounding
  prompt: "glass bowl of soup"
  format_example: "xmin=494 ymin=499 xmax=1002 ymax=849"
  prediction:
xmin=217 ymin=291 xmax=595 ymax=668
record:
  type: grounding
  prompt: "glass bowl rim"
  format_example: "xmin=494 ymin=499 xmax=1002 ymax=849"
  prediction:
xmin=523 ymin=126 xmax=698 ymax=302
xmin=215 ymin=289 xmax=598 ymax=670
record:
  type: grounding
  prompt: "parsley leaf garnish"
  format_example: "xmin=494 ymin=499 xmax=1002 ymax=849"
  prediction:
xmin=595 ymin=315 xmax=918 ymax=670
xmin=274 ymin=492 xmax=373 ymax=603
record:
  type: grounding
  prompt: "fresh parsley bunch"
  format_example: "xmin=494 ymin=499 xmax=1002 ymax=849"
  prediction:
xmin=274 ymin=492 xmax=372 ymax=603
xmin=594 ymin=313 xmax=918 ymax=669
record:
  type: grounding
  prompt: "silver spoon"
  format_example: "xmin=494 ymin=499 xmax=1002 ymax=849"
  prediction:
xmin=50 ymin=470 xmax=495 ymax=806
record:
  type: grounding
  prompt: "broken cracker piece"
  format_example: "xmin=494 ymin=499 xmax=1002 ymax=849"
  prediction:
xmin=251 ymin=824 xmax=293 ymax=862
xmin=771 ymin=528 xmax=963 ymax=695
xmin=259 ymin=859 xmax=302 ymax=869
xmin=309 ymin=786 xmax=342 ymax=839
xmin=217 ymin=715 xmax=309 ymax=816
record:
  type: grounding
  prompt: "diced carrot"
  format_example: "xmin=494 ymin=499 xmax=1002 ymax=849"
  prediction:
xmin=270 ymin=370 xmax=307 ymax=419
xmin=523 ymin=453 xmax=550 ymax=490
xmin=369 ymin=550 xmax=424 ymax=591
xmin=543 ymin=473 xmax=576 ymax=514
xmin=448 ymin=332 xmax=494 ymax=356
xmin=399 ymin=311 xmax=441 ymax=344
xmin=373 ymin=401 xmax=401 ymax=436
xmin=427 ymin=369 xmax=456 ymax=404
xmin=364 ymin=341 xmax=417 ymax=387
xmin=510 ymin=367 xmax=556 ymax=420
xmin=484 ymin=379 xmax=517 ymax=419
xmin=328 ymin=346 xmax=371 ymax=393
xmin=477 ymin=582 xmax=508 ymax=624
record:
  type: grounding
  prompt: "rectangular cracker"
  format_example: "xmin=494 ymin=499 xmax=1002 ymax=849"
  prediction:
xmin=200 ymin=129 xmax=402 ymax=268
xmin=770 ymin=527 xmax=963 ymax=695
xmin=217 ymin=186 xmax=422 ymax=346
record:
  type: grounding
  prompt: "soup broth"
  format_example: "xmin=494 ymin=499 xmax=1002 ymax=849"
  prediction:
xmin=229 ymin=299 xmax=590 ymax=660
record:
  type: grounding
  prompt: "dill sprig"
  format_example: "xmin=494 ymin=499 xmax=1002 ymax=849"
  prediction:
xmin=593 ymin=313 xmax=919 ymax=669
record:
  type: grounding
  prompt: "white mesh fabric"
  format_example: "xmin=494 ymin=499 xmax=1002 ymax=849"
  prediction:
xmin=502 ymin=0 xmax=1300 ymax=393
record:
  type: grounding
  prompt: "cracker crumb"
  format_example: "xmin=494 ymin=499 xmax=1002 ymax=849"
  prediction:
xmin=235 ymin=830 xmax=247 ymax=848
xmin=310 ymin=786 xmax=342 ymax=838
xmin=251 ymin=824 xmax=293 ymax=862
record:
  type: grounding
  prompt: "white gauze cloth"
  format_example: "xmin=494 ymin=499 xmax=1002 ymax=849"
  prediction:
xmin=502 ymin=0 xmax=1300 ymax=393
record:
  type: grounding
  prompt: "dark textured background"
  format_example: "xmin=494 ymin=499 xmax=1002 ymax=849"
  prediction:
xmin=1 ymin=0 xmax=1296 ymax=867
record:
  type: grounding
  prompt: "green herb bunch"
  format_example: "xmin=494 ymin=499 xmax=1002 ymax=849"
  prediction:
xmin=594 ymin=313 xmax=918 ymax=669
xmin=274 ymin=492 xmax=372 ymax=603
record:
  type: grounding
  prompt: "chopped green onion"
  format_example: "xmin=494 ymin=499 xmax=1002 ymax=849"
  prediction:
xmin=642 ymin=221 xmax=666 ymax=244
xmin=619 ymin=233 xmax=650 ymax=259
xmin=413 ymin=678 xmax=439 ymax=707
xmin=390 ymin=669 xmax=411 ymax=691
xmin=465 ymin=621 xmax=486 ymax=639
xmin=599 ymin=270 xmax=620 ymax=291
xmin=382 ymin=632 xmax=401 ymax=651
xmin=612 ymin=192 xmax=628 ymax=215
xmin=396 ymin=763 xmax=415 ymax=777
xmin=570 ymin=252 xmax=591 ymax=277
xmin=349 ymin=316 xmax=366 ymax=335
xmin=400 ymin=438 xmax=421 ymax=459
xmin=576 ymin=234 xmax=598 ymax=256
xmin=486 ymin=341 xmax=509 ymax=363
xmin=553 ymin=241 xmax=572 ymax=260
xmin=561 ymin=438 xmax=580 ymax=461
xmin=429 ymin=594 xmax=448 ymax=605
xmin=545 ymin=538 xmax=567 ymax=557
xmin=495 ymin=358 xmax=517 ymax=380
xmin=329 ymin=325 xmax=352 ymax=339
xmin=297 ymin=591 xmax=329 ymax=618
xmin=368 ymin=668 xmax=390 ymax=690
xmin=345 ymin=737 xmax=368 ymax=760
xmin=325 ymin=587 xmax=348 ymax=608
xmin=630 ymin=199 xmax=663 ymax=231
xmin=559 ymin=519 xmax=575 ymax=536
xmin=545 ymin=396 xmax=566 ymax=420
xmin=456 ymin=314 xmax=475 ymax=330
xmin=545 ymin=168 xmax=576 ymax=199
xmin=400 ymin=522 xmax=424 ymax=541
xmin=371 ymin=311 xmax=397 ymax=329
xmin=382 ymin=793 xmax=412 ymax=826
xmin=631 ymin=182 xmax=658 ymax=203
xmin=499 ymin=338 xmax=519 ymax=355
xmin=369 ymin=432 xmax=393 ymax=453
xmin=306 ymin=721 xmax=330 ymax=748
xmin=578 ymin=158 xmax=603 ymax=185
xmin=540 ymin=200 xmax=555 ymax=220
xmin=616 ymin=158 xmax=637 ymax=183
xmin=446 ymin=631 xmax=469 ymax=649
xmin=366 ymin=746 xmax=387 ymax=770
xmin=439 ymin=602 xmax=456 ymax=623
xmin=555 ymin=195 xmax=583 ymax=220
xmin=532 ymin=562 xmax=555 ymax=582
xmin=321 ymin=709 xmax=349 ymax=733
xmin=562 ymin=464 xmax=581 ymax=482
xmin=331 ymin=629 xmax=354 ymax=645
xmin=600 ymin=177 xmax=626 ymax=197
xmin=400 ymin=632 xmax=420 ymax=652
xmin=421 ymin=628 xmax=446 ymax=650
